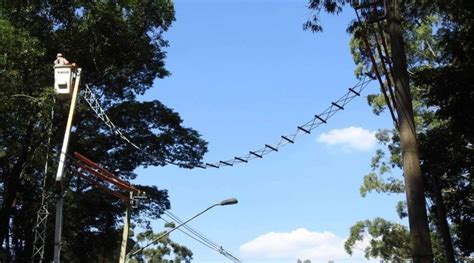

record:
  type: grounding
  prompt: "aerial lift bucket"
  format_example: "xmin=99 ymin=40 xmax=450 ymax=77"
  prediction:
xmin=54 ymin=65 xmax=76 ymax=100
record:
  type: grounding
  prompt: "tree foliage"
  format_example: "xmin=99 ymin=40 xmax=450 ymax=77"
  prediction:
xmin=305 ymin=0 xmax=473 ymax=260
xmin=345 ymin=217 xmax=410 ymax=260
xmin=0 ymin=1 xmax=207 ymax=261
xmin=129 ymin=222 xmax=193 ymax=263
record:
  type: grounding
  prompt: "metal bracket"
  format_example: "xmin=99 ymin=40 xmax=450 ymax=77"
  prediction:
xmin=352 ymin=0 xmax=387 ymax=23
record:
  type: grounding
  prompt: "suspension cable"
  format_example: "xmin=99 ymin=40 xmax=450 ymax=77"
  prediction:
xmin=375 ymin=21 xmax=398 ymax=110
xmin=355 ymin=8 xmax=398 ymax=127
xmin=354 ymin=5 xmax=420 ymax=137
xmin=372 ymin=22 xmax=398 ymax=113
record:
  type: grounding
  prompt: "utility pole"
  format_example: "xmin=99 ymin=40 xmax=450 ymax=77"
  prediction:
xmin=119 ymin=192 xmax=132 ymax=263
xmin=53 ymin=61 xmax=82 ymax=263
xmin=73 ymin=152 xmax=144 ymax=263
xmin=385 ymin=0 xmax=433 ymax=262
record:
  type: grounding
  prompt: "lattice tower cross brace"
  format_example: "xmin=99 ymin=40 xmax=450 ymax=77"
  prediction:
xmin=31 ymin=203 xmax=50 ymax=262
xmin=31 ymin=103 xmax=54 ymax=262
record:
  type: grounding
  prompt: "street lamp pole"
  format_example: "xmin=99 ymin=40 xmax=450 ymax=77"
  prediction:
xmin=125 ymin=198 xmax=238 ymax=262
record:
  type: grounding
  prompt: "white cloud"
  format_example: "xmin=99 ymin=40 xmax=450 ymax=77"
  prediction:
xmin=317 ymin=126 xmax=376 ymax=151
xmin=239 ymin=228 xmax=372 ymax=262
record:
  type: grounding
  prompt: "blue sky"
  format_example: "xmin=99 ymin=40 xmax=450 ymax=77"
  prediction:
xmin=134 ymin=1 xmax=405 ymax=262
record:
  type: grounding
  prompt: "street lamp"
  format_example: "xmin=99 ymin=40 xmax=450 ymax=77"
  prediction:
xmin=125 ymin=197 xmax=238 ymax=262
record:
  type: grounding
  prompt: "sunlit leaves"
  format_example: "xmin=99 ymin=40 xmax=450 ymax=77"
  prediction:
xmin=344 ymin=218 xmax=411 ymax=260
xmin=130 ymin=223 xmax=193 ymax=263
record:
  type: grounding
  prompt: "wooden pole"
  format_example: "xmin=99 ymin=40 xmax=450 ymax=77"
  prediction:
xmin=119 ymin=192 xmax=132 ymax=263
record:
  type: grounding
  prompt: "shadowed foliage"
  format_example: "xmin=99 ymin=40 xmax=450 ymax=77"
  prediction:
xmin=0 ymin=1 xmax=207 ymax=261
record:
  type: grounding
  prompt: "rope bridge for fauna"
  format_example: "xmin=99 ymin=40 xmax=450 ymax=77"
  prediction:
xmin=82 ymin=76 xmax=372 ymax=169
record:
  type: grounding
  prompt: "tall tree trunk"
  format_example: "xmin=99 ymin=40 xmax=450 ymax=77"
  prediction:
xmin=0 ymin=161 xmax=24 ymax=258
xmin=432 ymin=173 xmax=456 ymax=263
xmin=0 ymin=124 xmax=34 ymax=253
xmin=385 ymin=0 xmax=433 ymax=262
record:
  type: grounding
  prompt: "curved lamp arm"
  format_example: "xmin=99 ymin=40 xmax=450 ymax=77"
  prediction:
xmin=126 ymin=197 xmax=238 ymax=260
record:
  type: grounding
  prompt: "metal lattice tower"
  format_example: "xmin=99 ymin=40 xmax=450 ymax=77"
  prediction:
xmin=82 ymin=86 xmax=141 ymax=150
xmin=32 ymin=106 xmax=54 ymax=263
xmin=31 ymin=196 xmax=51 ymax=262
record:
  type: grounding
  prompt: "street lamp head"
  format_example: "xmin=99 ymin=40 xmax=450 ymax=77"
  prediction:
xmin=127 ymin=197 xmax=239 ymax=260
xmin=219 ymin=198 xmax=238 ymax=206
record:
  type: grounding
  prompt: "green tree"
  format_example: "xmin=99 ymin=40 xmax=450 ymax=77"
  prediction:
xmin=305 ymin=0 xmax=473 ymax=260
xmin=0 ymin=1 xmax=207 ymax=261
xmin=128 ymin=222 xmax=193 ymax=263
xmin=345 ymin=217 xmax=410 ymax=261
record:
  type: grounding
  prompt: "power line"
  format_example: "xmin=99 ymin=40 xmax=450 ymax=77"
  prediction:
xmin=164 ymin=211 xmax=220 ymax=249
xmin=163 ymin=210 xmax=241 ymax=262
xmin=53 ymin=151 xmax=240 ymax=262
xmin=158 ymin=216 xmax=241 ymax=262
